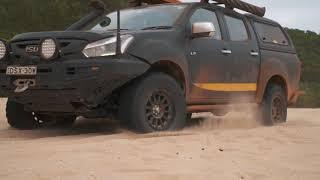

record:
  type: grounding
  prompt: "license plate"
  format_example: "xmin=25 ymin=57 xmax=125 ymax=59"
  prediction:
xmin=6 ymin=66 xmax=37 ymax=76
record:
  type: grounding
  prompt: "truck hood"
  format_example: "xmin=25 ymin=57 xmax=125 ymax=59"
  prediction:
xmin=11 ymin=31 xmax=109 ymax=43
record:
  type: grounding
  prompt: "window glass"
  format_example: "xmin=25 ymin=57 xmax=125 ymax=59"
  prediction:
xmin=82 ymin=5 xmax=186 ymax=31
xmin=254 ymin=22 xmax=289 ymax=45
xmin=190 ymin=8 xmax=222 ymax=40
xmin=224 ymin=15 xmax=249 ymax=41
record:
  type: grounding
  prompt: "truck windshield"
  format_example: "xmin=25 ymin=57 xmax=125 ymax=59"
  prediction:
xmin=84 ymin=5 xmax=186 ymax=31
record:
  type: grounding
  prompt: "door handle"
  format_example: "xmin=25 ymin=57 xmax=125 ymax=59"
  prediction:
xmin=221 ymin=49 xmax=232 ymax=55
xmin=250 ymin=51 xmax=259 ymax=56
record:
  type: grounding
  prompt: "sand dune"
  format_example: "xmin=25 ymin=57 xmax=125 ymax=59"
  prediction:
xmin=0 ymin=98 xmax=319 ymax=180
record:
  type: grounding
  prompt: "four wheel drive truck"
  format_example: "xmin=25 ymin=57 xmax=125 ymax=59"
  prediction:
xmin=0 ymin=0 xmax=301 ymax=133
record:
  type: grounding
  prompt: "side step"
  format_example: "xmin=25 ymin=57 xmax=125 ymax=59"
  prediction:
xmin=187 ymin=103 xmax=258 ymax=113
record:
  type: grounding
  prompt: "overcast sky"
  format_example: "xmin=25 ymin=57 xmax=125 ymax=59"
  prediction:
xmin=182 ymin=0 xmax=320 ymax=33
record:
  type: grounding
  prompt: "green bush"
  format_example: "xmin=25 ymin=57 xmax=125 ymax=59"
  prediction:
xmin=287 ymin=29 xmax=320 ymax=107
xmin=295 ymin=82 xmax=320 ymax=108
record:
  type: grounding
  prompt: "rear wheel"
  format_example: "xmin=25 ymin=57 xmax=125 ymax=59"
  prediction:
xmin=6 ymin=100 xmax=43 ymax=130
xmin=119 ymin=73 xmax=186 ymax=133
xmin=258 ymin=84 xmax=287 ymax=126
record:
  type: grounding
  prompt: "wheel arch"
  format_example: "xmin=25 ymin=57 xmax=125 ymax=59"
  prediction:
xmin=147 ymin=60 xmax=188 ymax=97
xmin=257 ymin=74 xmax=288 ymax=103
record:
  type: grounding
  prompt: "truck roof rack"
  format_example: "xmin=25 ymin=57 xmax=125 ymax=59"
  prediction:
xmin=128 ymin=0 xmax=266 ymax=17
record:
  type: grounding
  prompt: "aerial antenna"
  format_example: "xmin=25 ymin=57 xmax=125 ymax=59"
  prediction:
xmin=116 ymin=10 xmax=121 ymax=56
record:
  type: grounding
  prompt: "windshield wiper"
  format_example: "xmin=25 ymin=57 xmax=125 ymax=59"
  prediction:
xmin=141 ymin=26 xmax=173 ymax=30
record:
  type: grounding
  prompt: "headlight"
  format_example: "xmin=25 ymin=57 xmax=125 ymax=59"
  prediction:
xmin=40 ymin=38 xmax=58 ymax=60
xmin=0 ymin=40 xmax=7 ymax=60
xmin=82 ymin=35 xmax=134 ymax=58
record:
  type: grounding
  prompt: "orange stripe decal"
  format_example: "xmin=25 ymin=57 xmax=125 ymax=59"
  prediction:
xmin=193 ymin=83 xmax=257 ymax=92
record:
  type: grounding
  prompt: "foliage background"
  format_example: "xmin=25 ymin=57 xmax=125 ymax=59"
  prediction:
xmin=0 ymin=0 xmax=319 ymax=107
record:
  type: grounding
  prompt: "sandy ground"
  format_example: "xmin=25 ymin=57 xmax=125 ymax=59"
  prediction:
xmin=0 ymin=98 xmax=320 ymax=180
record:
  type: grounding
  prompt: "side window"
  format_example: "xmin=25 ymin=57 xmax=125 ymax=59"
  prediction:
xmin=254 ymin=22 xmax=289 ymax=45
xmin=190 ymin=8 xmax=222 ymax=40
xmin=224 ymin=15 xmax=249 ymax=41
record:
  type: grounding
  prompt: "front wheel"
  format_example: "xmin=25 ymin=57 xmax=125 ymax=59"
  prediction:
xmin=6 ymin=100 xmax=43 ymax=130
xmin=119 ymin=73 xmax=186 ymax=133
xmin=258 ymin=84 xmax=287 ymax=126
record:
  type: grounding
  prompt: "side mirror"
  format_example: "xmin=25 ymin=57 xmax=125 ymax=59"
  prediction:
xmin=99 ymin=17 xmax=112 ymax=27
xmin=192 ymin=22 xmax=215 ymax=38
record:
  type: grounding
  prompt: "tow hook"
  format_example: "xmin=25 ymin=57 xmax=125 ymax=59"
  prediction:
xmin=13 ymin=79 xmax=36 ymax=93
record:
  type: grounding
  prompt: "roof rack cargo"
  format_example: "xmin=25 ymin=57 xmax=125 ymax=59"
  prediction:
xmin=128 ymin=0 xmax=266 ymax=17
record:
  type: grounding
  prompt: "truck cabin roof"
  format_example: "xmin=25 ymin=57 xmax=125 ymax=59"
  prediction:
xmin=125 ymin=2 xmax=278 ymax=27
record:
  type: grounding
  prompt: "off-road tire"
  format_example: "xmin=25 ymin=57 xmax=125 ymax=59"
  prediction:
xmin=6 ymin=100 xmax=42 ymax=130
xmin=259 ymin=84 xmax=287 ymax=126
xmin=119 ymin=73 xmax=186 ymax=133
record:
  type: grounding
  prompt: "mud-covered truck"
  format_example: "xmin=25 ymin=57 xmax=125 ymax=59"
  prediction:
xmin=0 ymin=0 xmax=301 ymax=133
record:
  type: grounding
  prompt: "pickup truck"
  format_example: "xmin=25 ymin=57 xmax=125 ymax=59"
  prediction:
xmin=0 ymin=0 xmax=301 ymax=133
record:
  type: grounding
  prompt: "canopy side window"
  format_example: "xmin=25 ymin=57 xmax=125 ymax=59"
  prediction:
xmin=254 ymin=22 xmax=289 ymax=46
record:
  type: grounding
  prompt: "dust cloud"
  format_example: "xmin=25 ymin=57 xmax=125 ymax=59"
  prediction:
xmin=186 ymin=95 xmax=261 ymax=131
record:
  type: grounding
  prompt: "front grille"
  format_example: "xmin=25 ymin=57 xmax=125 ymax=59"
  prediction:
xmin=11 ymin=39 xmax=40 ymax=58
xmin=10 ymin=39 xmax=72 ymax=58
xmin=5 ymin=38 xmax=87 ymax=65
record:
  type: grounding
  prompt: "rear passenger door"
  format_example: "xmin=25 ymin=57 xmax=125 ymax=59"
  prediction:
xmin=223 ymin=13 xmax=260 ymax=100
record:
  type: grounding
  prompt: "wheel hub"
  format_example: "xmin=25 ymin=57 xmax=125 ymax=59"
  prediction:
xmin=145 ymin=91 xmax=173 ymax=131
xmin=152 ymin=104 xmax=163 ymax=118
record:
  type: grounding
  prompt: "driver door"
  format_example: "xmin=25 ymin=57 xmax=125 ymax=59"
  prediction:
xmin=187 ymin=8 xmax=234 ymax=103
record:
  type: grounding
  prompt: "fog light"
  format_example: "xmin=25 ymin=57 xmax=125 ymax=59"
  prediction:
xmin=40 ymin=38 xmax=58 ymax=60
xmin=0 ymin=40 xmax=7 ymax=60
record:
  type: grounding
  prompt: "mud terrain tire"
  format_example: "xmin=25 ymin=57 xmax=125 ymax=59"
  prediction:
xmin=259 ymin=84 xmax=287 ymax=126
xmin=119 ymin=73 xmax=186 ymax=133
xmin=6 ymin=100 xmax=42 ymax=130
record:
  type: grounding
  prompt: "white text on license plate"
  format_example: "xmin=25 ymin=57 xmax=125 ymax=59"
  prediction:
xmin=6 ymin=66 xmax=37 ymax=76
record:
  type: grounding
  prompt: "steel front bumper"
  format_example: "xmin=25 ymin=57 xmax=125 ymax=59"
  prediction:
xmin=0 ymin=57 xmax=150 ymax=113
